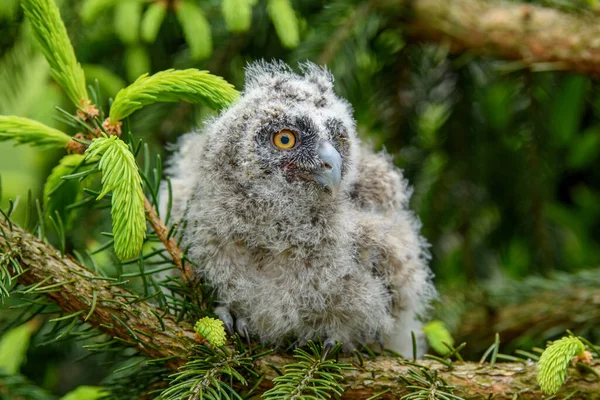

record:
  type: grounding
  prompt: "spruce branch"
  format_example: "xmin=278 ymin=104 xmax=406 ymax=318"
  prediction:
xmin=398 ymin=0 xmax=600 ymax=76
xmin=20 ymin=0 xmax=89 ymax=106
xmin=267 ymin=0 xmax=300 ymax=49
xmin=85 ymin=135 xmax=146 ymax=260
xmin=175 ymin=2 xmax=213 ymax=61
xmin=108 ymin=69 xmax=238 ymax=123
xmin=1 ymin=219 xmax=600 ymax=398
xmin=537 ymin=336 xmax=589 ymax=395
xmin=141 ymin=2 xmax=168 ymax=43
xmin=222 ymin=0 xmax=253 ymax=33
xmin=0 ymin=116 xmax=72 ymax=150
xmin=143 ymin=197 xmax=194 ymax=283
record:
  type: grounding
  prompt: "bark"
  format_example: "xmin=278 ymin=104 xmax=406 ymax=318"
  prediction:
xmin=443 ymin=281 xmax=600 ymax=356
xmin=398 ymin=0 xmax=600 ymax=76
xmin=1 ymin=219 xmax=599 ymax=399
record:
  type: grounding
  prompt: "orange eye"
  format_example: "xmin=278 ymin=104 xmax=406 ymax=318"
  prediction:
xmin=273 ymin=129 xmax=297 ymax=150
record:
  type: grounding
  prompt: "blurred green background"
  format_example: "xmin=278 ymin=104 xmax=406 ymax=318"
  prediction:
xmin=1 ymin=0 xmax=599 ymax=395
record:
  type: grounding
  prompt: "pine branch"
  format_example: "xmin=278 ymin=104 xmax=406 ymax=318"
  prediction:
xmin=20 ymin=0 xmax=89 ymax=106
xmin=440 ymin=271 xmax=600 ymax=356
xmin=386 ymin=0 xmax=600 ymax=76
xmin=108 ymin=69 xmax=237 ymax=123
xmin=0 ymin=116 xmax=72 ymax=150
xmin=143 ymin=197 xmax=194 ymax=283
xmin=1 ymin=219 xmax=599 ymax=399
xmin=85 ymin=135 xmax=146 ymax=261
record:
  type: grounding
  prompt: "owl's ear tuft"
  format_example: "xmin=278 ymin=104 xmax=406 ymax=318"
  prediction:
xmin=299 ymin=62 xmax=334 ymax=94
xmin=244 ymin=60 xmax=296 ymax=91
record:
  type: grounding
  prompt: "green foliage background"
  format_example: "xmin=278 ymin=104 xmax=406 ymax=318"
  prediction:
xmin=0 ymin=0 xmax=599 ymax=396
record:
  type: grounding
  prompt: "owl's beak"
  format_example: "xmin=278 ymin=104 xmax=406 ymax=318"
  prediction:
xmin=312 ymin=141 xmax=342 ymax=196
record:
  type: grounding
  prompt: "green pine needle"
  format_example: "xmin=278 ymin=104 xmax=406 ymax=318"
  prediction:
xmin=175 ymin=2 xmax=213 ymax=61
xmin=114 ymin=1 xmax=142 ymax=45
xmin=222 ymin=0 xmax=252 ymax=33
xmin=109 ymin=69 xmax=239 ymax=122
xmin=537 ymin=336 xmax=587 ymax=395
xmin=267 ymin=0 xmax=300 ymax=49
xmin=423 ymin=320 xmax=455 ymax=356
xmin=0 ymin=116 xmax=72 ymax=149
xmin=85 ymin=135 xmax=146 ymax=260
xmin=81 ymin=0 xmax=119 ymax=23
xmin=194 ymin=317 xmax=227 ymax=347
xmin=141 ymin=2 xmax=168 ymax=43
xmin=21 ymin=0 xmax=89 ymax=106
xmin=263 ymin=341 xmax=352 ymax=399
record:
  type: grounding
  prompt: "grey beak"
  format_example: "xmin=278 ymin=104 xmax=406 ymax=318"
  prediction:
xmin=312 ymin=141 xmax=342 ymax=196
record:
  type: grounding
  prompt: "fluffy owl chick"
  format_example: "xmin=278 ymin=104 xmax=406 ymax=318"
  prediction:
xmin=163 ymin=61 xmax=436 ymax=356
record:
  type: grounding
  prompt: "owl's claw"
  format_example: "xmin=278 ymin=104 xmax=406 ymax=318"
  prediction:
xmin=215 ymin=306 xmax=234 ymax=336
xmin=236 ymin=318 xmax=251 ymax=346
xmin=322 ymin=338 xmax=337 ymax=360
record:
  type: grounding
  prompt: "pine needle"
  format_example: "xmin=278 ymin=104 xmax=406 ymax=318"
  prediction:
xmin=175 ymin=2 xmax=213 ymax=61
xmin=222 ymin=0 xmax=253 ymax=33
xmin=21 ymin=0 xmax=89 ymax=107
xmin=267 ymin=0 xmax=300 ymax=49
xmin=109 ymin=69 xmax=239 ymax=122
xmin=85 ymin=135 xmax=146 ymax=260
xmin=0 ymin=116 xmax=71 ymax=149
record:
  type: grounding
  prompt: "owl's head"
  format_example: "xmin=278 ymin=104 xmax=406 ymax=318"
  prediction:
xmin=202 ymin=61 xmax=359 ymax=204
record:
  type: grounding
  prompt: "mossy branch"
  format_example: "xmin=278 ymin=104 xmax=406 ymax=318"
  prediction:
xmin=398 ymin=0 xmax=600 ymax=76
xmin=1 ymin=219 xmax=599 ymax=399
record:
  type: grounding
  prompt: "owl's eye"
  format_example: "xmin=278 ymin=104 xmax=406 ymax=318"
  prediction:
xmin=272 ymin=129 xmax=297 ymax=150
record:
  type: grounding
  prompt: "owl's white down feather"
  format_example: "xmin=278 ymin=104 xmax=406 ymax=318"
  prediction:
xmin=161 ymin=61 xmax=436 ymax=356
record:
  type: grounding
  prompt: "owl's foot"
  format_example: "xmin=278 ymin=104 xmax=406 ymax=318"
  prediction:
xmin=322 ymin=338 xmax=337 ymax=360
xmin=235 ymin=317 xmax=251 ymax=346
xmin=215 ymin=305 xmax=234 ymax=336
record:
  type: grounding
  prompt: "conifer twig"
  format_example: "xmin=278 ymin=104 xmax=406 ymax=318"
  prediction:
xmin=143 ymin=197 xmax=195 ymax=283
xmin=385 ymin=0 xmax=600 ymax=76
xmin=1 ymin=218 xmax=599 ymax=398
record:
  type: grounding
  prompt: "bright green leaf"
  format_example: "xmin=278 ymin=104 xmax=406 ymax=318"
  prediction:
xmin=60 ymin=386 xmax=108 ymax=400
xmin=222 ymin=0 xmax=252 ymax=33
xmin=537 ymin=336 xmax=586 ymax=395
xmin=81 ymin=0 xmax=119 ymax=23
xmin=175 ymin=2 xmax=212 ymax=60
xmin=21 ymin=0 xmax=89 ymax=106
xmin=85 ymin=135 xmax=146 ymax=260
xmin=267 ymin=0 xmax=299 ymax=48
xmin=0 ymin=116 xmax=72 ymax=149
xmin=423 ymin=320 xmax=454 ymax=356
xmin=114 ymin=0 xmax=142 ymax=44
xmin=141 ymin=1 xmax=167 ymax=43
xmin=109 ymin=69 xmax=239 ymax=122
xmin=0 ymin=321 xmax=39 ymax=374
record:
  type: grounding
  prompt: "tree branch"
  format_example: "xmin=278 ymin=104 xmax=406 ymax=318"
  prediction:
xmin=1 ymin=219 xmax=599 ymax=398
xmin=398 ymin=0 xmax=600 ymax=76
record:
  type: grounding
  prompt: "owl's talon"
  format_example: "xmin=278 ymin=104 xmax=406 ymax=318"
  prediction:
xmin=236 ymin=318 xmax=251 ymax=346
xmin=322 ymin=338 xmax=337 ymax=360
xmin=215 ymin=306 xmax=234 ymax=336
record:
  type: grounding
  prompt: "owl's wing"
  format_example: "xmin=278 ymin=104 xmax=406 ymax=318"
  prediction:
xmin=159 ymin=131 xmax=207 ymax=222
xmin=349 ymin=146 xmax=412 ymax=215
xmin=351 ymin=146 xmax=436 ymax=356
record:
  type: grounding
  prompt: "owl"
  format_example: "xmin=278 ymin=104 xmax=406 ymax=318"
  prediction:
xmin=162 ymin=61 xmax=436 ymax=356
